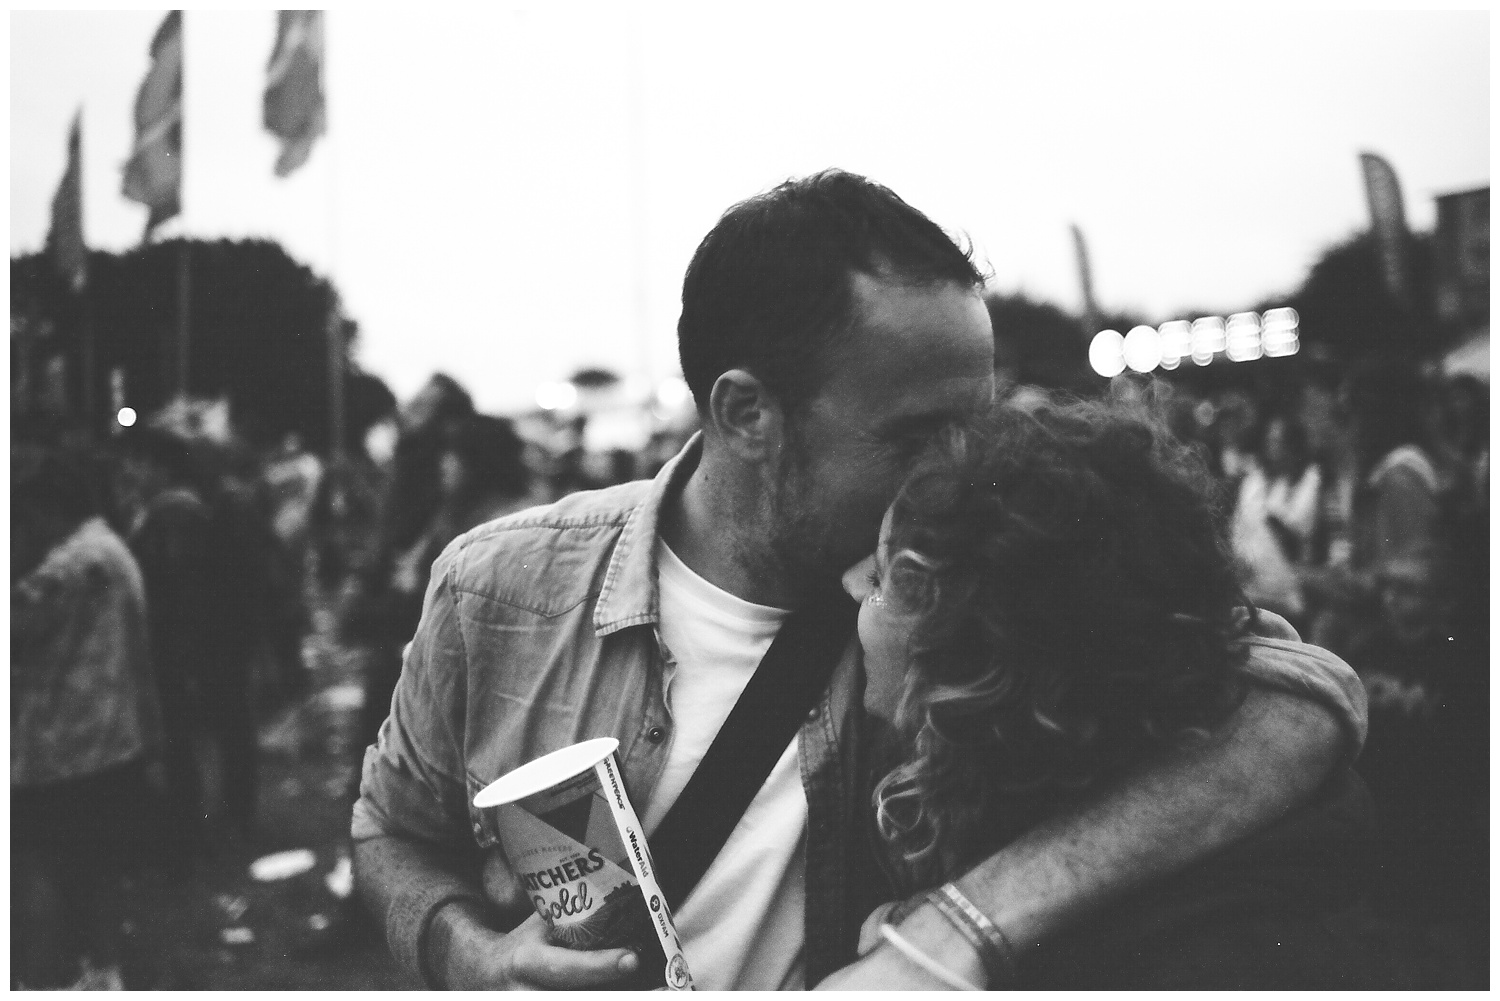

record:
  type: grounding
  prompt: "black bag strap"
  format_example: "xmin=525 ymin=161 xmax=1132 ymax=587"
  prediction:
xmin=648 ymin=590 xmax=858 ymax=910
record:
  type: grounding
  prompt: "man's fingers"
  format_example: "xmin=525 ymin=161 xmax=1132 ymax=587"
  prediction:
xmin=511 ymin=938 xmax=640 ymax=988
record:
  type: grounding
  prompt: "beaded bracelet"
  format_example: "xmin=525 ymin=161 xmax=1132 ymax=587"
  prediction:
xmin=926 ymin=882 xmax=1019 ymax=986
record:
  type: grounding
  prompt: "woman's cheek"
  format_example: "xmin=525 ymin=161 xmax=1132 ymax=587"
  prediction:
xmin=859 ymin=595 xmax=912 ymax=720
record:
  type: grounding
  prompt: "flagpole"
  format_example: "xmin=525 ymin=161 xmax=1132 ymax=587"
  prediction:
xmin=176 ymin=240 xmax=192 ymax=398
xmin=77 ymin=114 xmax=97 ymax=436
xmin=323 ymin=10 xmax=345 ymax=470
xmin=176 ymin=10 xmax=190 ymax=400
xmin=81 ymin=252 xmax=97 ymax=435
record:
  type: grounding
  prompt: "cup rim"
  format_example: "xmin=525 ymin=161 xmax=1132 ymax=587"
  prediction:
xmin=473 ymin=737 xmax=621 ymax=808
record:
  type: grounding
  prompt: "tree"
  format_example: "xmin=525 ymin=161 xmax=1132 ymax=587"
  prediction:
xmin=1285 ymin=230 xmax=1436 ymax=364
xmin=985 ymin=291 xmax=1092 ymax=392
xmin=12 ymin=238 xmax=389 ymax=453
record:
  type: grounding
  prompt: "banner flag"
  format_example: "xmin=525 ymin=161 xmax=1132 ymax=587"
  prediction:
xmin=1359 ymin=152 xmax=1411 ymax=304
xmin=122 ymin=10 xmax=183 ymax=239
xmin=264 ymin=10 xmax=326 ymax=177
xmin=47 ymin=111 xmax=88 ymax=291
xmin=1432 ymin=187 xmax=1489 ymax=328
xmin=1071 ymin=223 xmax=1101 ymax=336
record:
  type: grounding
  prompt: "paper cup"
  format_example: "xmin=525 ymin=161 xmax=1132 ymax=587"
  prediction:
xmin=475 ymin=738 xmax=694 ymax=991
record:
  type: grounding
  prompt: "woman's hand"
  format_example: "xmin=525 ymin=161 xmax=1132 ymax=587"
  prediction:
xmin=858 ymin=901 xmax=902 ymax=956
xmin=857 ymin=895 xmax=927 ymax=956
xmin=815 ymin=900 xmax=987 ymax=991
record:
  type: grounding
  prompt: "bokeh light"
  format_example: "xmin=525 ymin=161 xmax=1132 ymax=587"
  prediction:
xmin=1123 ymin=325 xmax=1163 ymax=373
xmin=1158 ymin=320 xmax=1192 ymax=366
xmin=1262 ymin=306 xmax=1301 ymax=357
xmin=535 ymin=381 xmax=579 ymax=411
xmin=1226 ymin=311 xmax=1264 ymax=362
xmin=1088 ymin=329 xmax=1126 ymax=378
xmin=1190 ymin=316 xmax=1226 ymax=366
xmin=655 ymin=375 xmax=691 ymax=410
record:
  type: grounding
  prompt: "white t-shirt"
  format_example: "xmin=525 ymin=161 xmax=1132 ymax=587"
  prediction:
xmin=640 ymin=539 xmax=807 ymax=991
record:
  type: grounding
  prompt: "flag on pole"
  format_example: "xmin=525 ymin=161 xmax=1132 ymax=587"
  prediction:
xmin=122 ymin=10 xmax=183 ymax=239
xmin=1359 ymin=152 xmax=1411 ymax=305
xmin=264 ymin=10 xmax=326 ymax=177
xmin=47 ymin=111 xmax=88 ymax=291
xmin=1071 ymin=223 xmax=1101 ymax=337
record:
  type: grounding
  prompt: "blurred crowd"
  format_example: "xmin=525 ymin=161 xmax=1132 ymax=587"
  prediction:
xmin=1082 ymin=357 xmax=1489 ymax=978
xmin=10 ymin=358 xmax=1486 ymax=986
xmin=9 ymin=373 xmax=696 ymax=989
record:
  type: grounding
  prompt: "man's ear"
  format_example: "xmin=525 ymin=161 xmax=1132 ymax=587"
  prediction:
xmin=706 ymin=369 xmax=785 ymax=461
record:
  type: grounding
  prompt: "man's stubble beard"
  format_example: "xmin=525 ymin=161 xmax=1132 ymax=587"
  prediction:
xmin=736 ymin=439 xmax=846 ymax=606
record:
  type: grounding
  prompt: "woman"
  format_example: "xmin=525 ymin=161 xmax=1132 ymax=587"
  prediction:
xmin=841 ymin=399 xmax=1398 ymax=989
xmin=1230 ymin=412 xmax=1323 ymax=626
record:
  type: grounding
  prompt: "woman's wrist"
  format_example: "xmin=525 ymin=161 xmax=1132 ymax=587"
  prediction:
xmin=890 ymin=896 xmax=989 ymax=988
xmin=927 ymin=882 xmax=1019 ymax=985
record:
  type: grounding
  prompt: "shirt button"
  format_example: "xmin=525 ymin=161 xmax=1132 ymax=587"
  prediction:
xmin=646 ymin=726 xmax=666 ymax=744
xmin=806 ymin=706 xmax=820 ymax=721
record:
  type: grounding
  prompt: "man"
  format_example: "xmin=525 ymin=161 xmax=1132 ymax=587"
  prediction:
xmin=118 ymin=427 xmax=265 ymax=850
xmin=13 ymin=443 xmax=162 ymax=988
xmin=353 ymin=171 xmax=1366 ymax=989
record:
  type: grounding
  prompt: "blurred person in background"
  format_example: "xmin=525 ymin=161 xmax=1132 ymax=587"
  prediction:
xmin=1230 ymin=412 xmax=1323 ymax=629
xmin=1208 ymin=388 xmax=1262 ymax=488
xmin=383 ymin=414 xmax=540 ymax=613
xmin=1423 ymin=373 xmax=1489 ymax=649
xmin=547 ymin=413 xmax=594 ymax=498
xmin=1301 ymin=361 xmax=1444 ymax=659
xmin=307 ymin=375 xmax=402 ymax=593
xmin=341 ymin=373 xmax=475 ymax=775
xmin=1346 ymin=544 xmax=1487 ymax=985
xmin=12 ymin=443 xmax=162 ymax=989
xmin=263 ymin=432 xmax=325 ymax=584
xmin=1425 ymin=373 xmax=1489 ymax=508
xmin=116 ymin=427 xmax=273 ymax=856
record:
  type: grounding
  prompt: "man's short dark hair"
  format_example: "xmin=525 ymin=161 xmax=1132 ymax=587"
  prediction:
xmin=677 ymin=169 xmax=986 ymax=415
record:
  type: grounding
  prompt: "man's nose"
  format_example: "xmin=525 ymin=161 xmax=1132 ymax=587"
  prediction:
xmin=841 ymin=554 xmax=877 ymax=602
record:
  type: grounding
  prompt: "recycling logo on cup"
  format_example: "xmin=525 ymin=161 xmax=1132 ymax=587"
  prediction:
xmin=649 ymin=895 xmax=661 ymax=913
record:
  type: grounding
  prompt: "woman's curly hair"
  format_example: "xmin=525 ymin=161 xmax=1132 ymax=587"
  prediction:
xmin=873 ymin=397 xmax=1252 ymax=883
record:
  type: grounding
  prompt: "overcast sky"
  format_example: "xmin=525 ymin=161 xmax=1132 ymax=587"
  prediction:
xmin=11 ymin=7 xmax=1490 ymax=413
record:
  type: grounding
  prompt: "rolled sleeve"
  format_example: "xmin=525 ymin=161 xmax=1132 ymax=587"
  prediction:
xmin=351 ymin=545 xmax=473 ymax=847
xmin=1234 ymin=609 xmax=1369 ymax=765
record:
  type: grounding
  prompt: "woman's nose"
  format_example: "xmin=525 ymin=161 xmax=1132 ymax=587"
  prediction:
xmin=841 ymin=553 xmax=877 ymax=602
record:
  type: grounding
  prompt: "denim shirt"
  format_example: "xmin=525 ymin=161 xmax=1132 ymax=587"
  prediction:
xmin=353 ymin=436 xmax=875 ymax=985
xmin=353 ymin=435 xmax=1369 ymax=987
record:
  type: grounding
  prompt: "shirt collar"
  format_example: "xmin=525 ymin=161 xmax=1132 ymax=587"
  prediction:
xmin=593 ymin=432 xmax=703 ymax=636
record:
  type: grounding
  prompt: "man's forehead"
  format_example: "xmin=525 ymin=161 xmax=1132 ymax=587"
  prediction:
xmin=822 ymin=277 xmax=994 ymax=418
